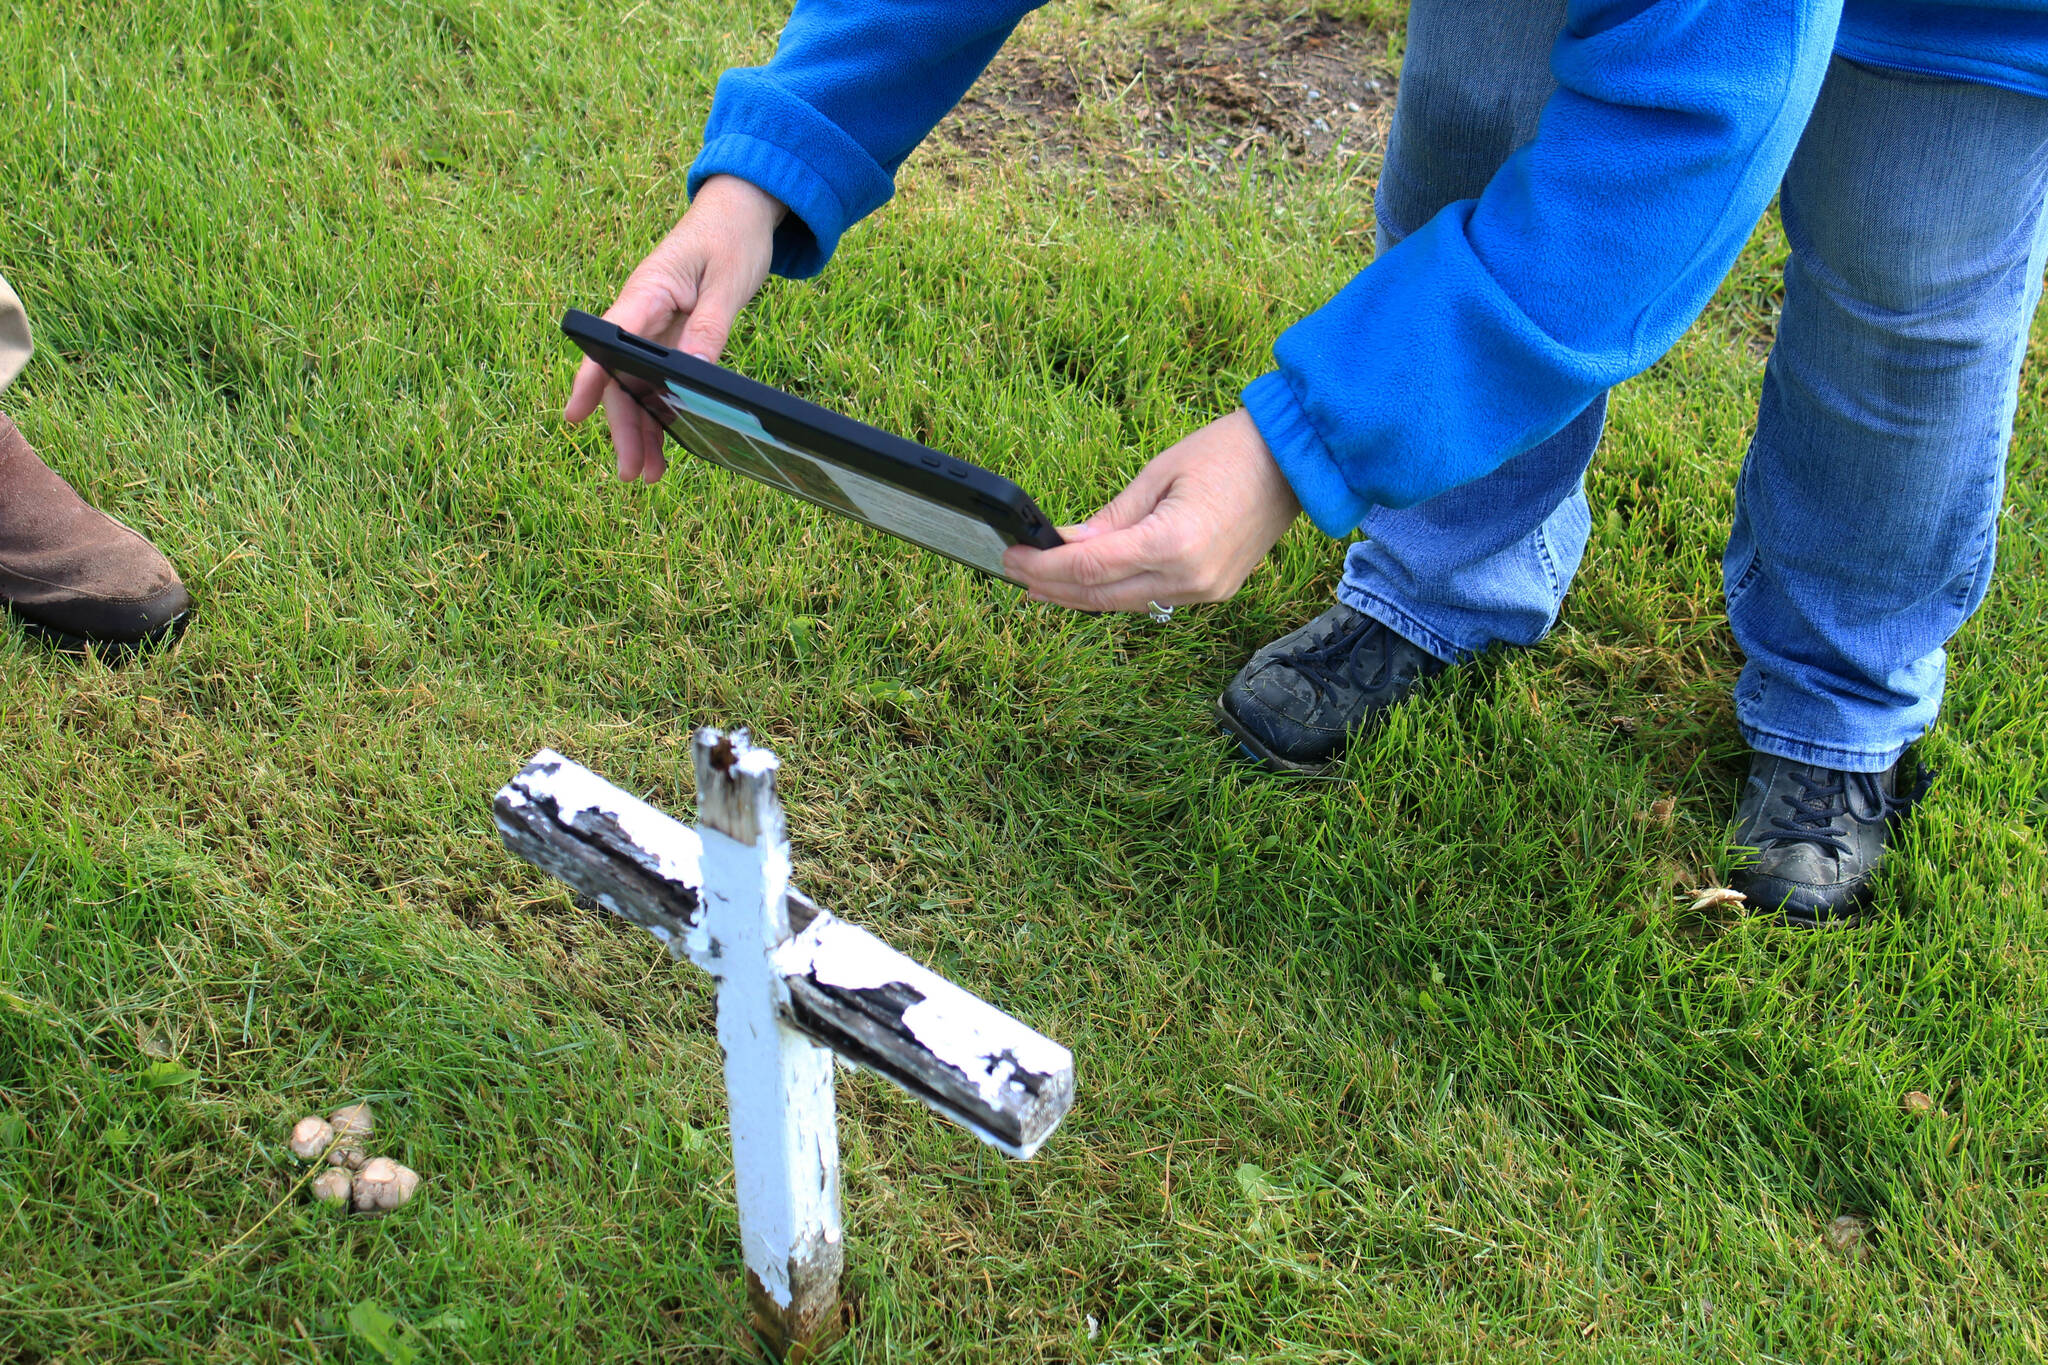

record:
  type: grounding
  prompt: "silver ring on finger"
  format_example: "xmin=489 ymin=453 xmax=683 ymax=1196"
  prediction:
xmin=1147 ymin=600 xmax=1175 ymax=624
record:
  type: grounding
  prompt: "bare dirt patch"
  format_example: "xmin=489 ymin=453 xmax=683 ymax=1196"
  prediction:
xmin=939 ymin=10 xmax=1399 ymax=175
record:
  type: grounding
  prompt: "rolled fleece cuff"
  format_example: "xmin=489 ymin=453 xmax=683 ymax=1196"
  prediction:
xmin=1242 ymin=370 xmax=1370 ymax=538
xmin=688 ymin=72 xmax=896 ymax=280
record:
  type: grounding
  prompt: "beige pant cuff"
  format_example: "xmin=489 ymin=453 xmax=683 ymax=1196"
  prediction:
xmin=0 ymin=273 xmax=32 ymax=394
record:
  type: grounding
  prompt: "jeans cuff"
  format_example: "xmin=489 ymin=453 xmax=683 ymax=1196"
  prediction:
xmin=1334 ymin=585 xmax=1464 ymax=664
xmin=1737 ymin=720 xmax=1913 ymax=774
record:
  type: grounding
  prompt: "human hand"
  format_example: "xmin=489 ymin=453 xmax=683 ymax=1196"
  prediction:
xmin=564 ymin=174 xmax=787 ymax=483
xmin=1002 ymin=408 xmax=1301 ymax=613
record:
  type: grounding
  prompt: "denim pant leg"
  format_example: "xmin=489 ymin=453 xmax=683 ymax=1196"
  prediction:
xmin=1337 ymin=0 xmax=1602 ymax=661
xmin=1727 ymin=59 xmax=2048 ymax=772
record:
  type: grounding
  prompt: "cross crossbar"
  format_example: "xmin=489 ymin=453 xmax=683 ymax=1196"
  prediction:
xmin=492 ymin=747 xmax=1075 ymax=1156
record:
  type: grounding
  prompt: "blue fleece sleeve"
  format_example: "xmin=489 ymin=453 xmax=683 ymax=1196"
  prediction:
xmin=1244 ymin=0 xmax=1845 ymax=537
xmin=688 ymin=1 xmax=1046 ymax=278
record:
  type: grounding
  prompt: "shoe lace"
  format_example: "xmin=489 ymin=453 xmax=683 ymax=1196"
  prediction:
xmin=1287 ymin=614 xmax=1383 ymax=699
xmin=1763 ymin=763 xmax=1935 ymax=856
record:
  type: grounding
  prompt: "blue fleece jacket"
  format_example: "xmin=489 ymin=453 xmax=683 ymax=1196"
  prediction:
xmin=688 ymin=0 xmax=2048 ymax=537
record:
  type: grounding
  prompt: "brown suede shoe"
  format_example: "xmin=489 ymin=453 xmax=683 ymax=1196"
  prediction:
xmin=0 ymin=412 xmax=191 ymax=648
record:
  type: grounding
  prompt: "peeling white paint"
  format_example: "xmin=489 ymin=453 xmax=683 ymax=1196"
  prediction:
xmin=512 ymin=748 xmax=705 ymax=889
xmin=503 ymin=749 xmax=721 ymax=968
xmin=696 ymin=742 xmax=841 ymax=1316
xmin=774 ymin=916 xmax=1073 ymax=1109
xmin=496 ymin=734 xmax=1074 ymax=1335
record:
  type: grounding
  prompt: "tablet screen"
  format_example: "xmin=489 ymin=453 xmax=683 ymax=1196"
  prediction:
xmin=635 ymin=376 xmax=1016 ymax=578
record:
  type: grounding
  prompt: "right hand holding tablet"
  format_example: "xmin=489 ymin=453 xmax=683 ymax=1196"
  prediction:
xmin=565 ymin=175 xmax=787 ymax=484
xmin=1003 ymin=409 xmax=1301 ymax=615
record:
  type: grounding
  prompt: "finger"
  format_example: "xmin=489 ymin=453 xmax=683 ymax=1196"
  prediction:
xmin=675 ymin=273 xmax=756 ymax=362
xmin=676 ymin=305 xmax=736 ymax=362
xmin=1079 ymin=455 xmax=1182 ymax=535
xmin=1008 ymin=521 xmax=1162 ymax=590
xmin=1001 ymin=543 xmax=1042 ymax=582
xmin=1024 ymin=571 xmax=1175 ymax=615
xmin=603 ymin=381 xmax=651 ymax=482
xmin=636 ymin=406 xmax=668 ymax=483
xmin=1002 ymin=520 xmax=1105 ymax=576
xmin=569 ymin=276 xmax=693 ymax=423
xmin=604 ymin=273 xmax=695 ymax=340
xmin=566 ymin=356 xmax=611 ymax=424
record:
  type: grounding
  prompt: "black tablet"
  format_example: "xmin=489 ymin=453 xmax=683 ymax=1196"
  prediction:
xmin=563 ymin=310 xmax=1062 ymax=581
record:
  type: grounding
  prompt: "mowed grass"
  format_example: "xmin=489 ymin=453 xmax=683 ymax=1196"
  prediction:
xmin=3 ymin=1 xmax=2046 ymax=1360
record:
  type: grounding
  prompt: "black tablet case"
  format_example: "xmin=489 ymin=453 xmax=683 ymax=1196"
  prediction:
xmin=563 ymin=310 xmax=1062 ymax=580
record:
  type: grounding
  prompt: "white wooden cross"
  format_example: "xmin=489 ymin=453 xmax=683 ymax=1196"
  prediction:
xmin=492 ymin=728 xmax=1075 ymax=1359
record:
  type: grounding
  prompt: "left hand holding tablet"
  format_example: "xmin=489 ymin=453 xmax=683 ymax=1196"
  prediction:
xmin=1002 ymin=409 xmax=1301 ymax=615
xmin=565 ymin=175 xmax=788 ymax=485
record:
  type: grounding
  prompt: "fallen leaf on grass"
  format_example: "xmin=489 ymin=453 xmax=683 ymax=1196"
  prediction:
xmin=1635 ymin=796 xmax=1677 ymax=828
xmin=1901 ymin=1091 xmax=1936 ymax=1117
xmin=1687 ymin=887 xmax=1747 ymax=912
xmin=138 ymin=1060 xmax=201 ymax=1091
xmin=348 ymin=1301 xmax=421 ymax=1365
xmin=1235 ymin=1162 xmax=1276 ymax=1201
xmin=1824 ymin=1214 xmax=1871 ymax=1262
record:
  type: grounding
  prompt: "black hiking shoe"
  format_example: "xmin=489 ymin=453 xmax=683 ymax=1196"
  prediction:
xmin=1215 ymin=603 xmax=1450 ymax=775
xmin=1728 ymin=750 xmax=1933 ymax=928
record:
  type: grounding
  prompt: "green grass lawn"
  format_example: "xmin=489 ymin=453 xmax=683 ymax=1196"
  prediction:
xmin=5 ymin=2 xmax=2047 ymax=1360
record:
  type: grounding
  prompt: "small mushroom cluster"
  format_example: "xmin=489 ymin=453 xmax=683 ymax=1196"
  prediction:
xmin=286 ymin=1103 xmax=421 ymax=1214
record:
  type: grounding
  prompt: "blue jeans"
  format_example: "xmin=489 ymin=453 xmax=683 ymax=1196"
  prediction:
xmin=1343 ymin=1 xmax=2048 ymax=772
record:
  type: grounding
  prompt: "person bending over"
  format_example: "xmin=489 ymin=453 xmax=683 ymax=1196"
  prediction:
xmin=568 ymin=0 xmax=2048 ymax=927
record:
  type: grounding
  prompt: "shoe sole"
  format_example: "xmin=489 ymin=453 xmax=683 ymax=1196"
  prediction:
xmin=1779 ymin=909 xmax=1866 ymax=930
xmin=6 ymin=602 xmax=191 ymax=656
xmin=1212 ymin=695 xmax=1339 ymax=777
xmin=1732 ymin=874 xmax=1873 ymax=930
xmin=1774 ymin=893 xmax=1872 ymax=930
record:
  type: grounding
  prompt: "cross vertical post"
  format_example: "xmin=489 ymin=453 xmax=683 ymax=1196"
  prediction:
xmin=693 ymin=729 xmax=844 ymax=1357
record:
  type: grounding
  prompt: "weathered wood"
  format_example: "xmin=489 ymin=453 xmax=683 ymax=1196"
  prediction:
xmin=494 ymin=736 xmax=1076 ymax=1361
xmin=691 ymin=729 xmax=843 ymax=1354
xmin=493 ymin=750 xmax=1077 ymax=1159
xmin=492 ymin=749 xmax=707 ymax=964
xmin=773 ymin=915 xmax=1073 ymax=1159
